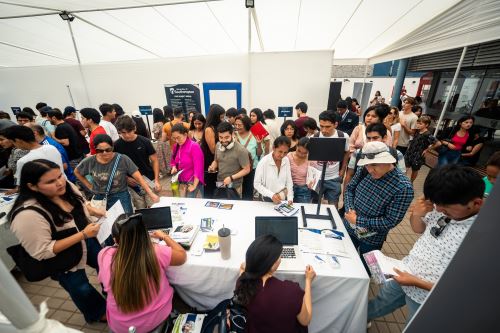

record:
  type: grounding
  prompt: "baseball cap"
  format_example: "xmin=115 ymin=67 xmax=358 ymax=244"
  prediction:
xmin=357 ymin=141 xmax=396 ymax=166
xmin=63 ymin=106 xmax=77 ymax=117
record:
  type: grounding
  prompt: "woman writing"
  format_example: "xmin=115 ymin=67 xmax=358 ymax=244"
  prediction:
xmin=349 ymin=106 xmax=392 ymax=152
xmin=281 ymin=120 xmax=299 ymax=152
xmin=288 ymin=137 xmax=312 ymax=203
xmin=98 ymin=213 xmax=187 ymax=333
xmin=9 ymin=159 xmax=106 ymax=323
xmin=250 ymin=108 xmax=270 ymax=156
xmin=75 ymin=134 xmax=159 ymax=214
xmin=234 ymin=115 xmax=261 ymax=200
xmin=234 ymin=235 xmax=316 ymax=333
xmin=254 ymin=136 xmax=294 ymax=204
xmin=431 ymin=116 xmax=475 ymax=166
xmin=384 ymin=106 xmax=401 ymax=148
xmin=201 ymin=104 xmax=225 ymax=198
xmin=189 ymin=113 xmax=206 ymax=145
xmin=170 ymin=123 xmax=204 ymax=197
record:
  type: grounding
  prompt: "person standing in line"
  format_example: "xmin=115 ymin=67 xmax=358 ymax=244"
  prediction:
xmin=208 ymin=122 xmax=251 ymax=198
xmin=263 ymin=109 xmax=281 ymax=149
xmin=384 ymin=106 xmax=401 ymax=148
xmin=189 ymin=113 xmax=206 ymax=145
xmin=201 ymin=104 xmax=225 ymax=198
xmin=281 ymin=120 xmax=299 ymax=152
xmin=349 ymin=106 xmax=392 ymax=153
xmin=36 ymin=105 xmax=56 ymax=137
xmin=225 ymin=108 xmax=239 ymax=127
xmin=294 ymin=102 xmax=309 ymax=138
xmin=250 ymin=108 xmax=270 ymax=156
xmin=80 ymin=108 xmax=107 ymax=155
xmin=404 ymin=116 xmax=436 ymax=183
xmin=396 ymin=97 xmax=418 ymax=155
xmin=162 ymin=107 xmax=190 ymax=150
xmin=98 ymin=103 xmax=119 ymax=142
xmin=303 ymin=118 xmax=319 ymax=138
xmin=114 ymin=116 xmax=162 ymax=209
xmin=48 ymin=109 xmax=83 ymax=169
xmin=288 ymin=137 xmax=312 ymax=203
xmin=63 ymin=106 xmax=90 ymax=155
xmin=337 ymin=100 xmax=359 ymax=136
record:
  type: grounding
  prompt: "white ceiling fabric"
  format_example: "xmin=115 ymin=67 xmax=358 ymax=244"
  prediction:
xmin=0 ymin=0 xmax=498 ymax=67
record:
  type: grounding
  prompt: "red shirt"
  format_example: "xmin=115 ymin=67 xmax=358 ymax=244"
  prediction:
xmin=89 ymin=126 xmax=107 ymax=155
xmin=451 ymin=132 xmax=469 ymax=151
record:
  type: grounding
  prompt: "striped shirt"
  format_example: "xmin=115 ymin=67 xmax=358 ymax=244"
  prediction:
xmin=343 ymin=167 xmax=414 ymax=245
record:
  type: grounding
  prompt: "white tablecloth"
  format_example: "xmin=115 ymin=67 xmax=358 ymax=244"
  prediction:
xmin=153 ymin=197 xmax=369 ymax=333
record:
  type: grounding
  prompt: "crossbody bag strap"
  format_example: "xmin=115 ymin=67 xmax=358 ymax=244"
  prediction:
xmin=11 ymin=206 xmax=57 ymax=236
xmin=105 ymin=154 xmax=122 ymax=197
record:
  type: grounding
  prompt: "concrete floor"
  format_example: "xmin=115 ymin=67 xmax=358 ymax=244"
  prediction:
xmin=12 ymin=167 xmax=431 ymax=332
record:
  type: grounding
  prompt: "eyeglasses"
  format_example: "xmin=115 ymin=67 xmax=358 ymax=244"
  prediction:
xmin=95 ymin=147 xmax=113 ymax=154
xmin=359 ymin=151 xmax=384 ymax=159
xmin=430 ymin=216 xmax=451 ymax=238
xmin=116 ymin=213 xmax=142 ymax=226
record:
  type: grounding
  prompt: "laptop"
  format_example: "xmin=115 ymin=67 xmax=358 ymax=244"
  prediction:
xmin=136 ymin=206 xmax=172 ymax=233
xmin=255 ymin=216 xmax=305 ymax=272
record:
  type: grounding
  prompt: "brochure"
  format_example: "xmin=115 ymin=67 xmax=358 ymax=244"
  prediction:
xmin=363 ymin=250 xmax=412 ymax=284
xmin=298 ymin=228 xmax=348 ymax=257
xmin=274 ymin=201 xmax=299 ymax=217
xmin=172 ymin=313 xmax=206 ymax=333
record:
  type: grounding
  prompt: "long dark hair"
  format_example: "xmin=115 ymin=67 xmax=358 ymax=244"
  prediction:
xmin=190 ymin=113 xmax=206 ymax=131
xmin=111 ymin=213 xmax=161 ymax=313
xmin=280 ymin=120 xmax=299 ymax=140
xmin=234 ymin=235 xmax=283 ymax=306
xmin=250 ymin=108 xmax=266 ymax=125
xmin=8 ymin=159 xmax=85 ymax=226
xmin=201 ymin=104 xmax=225 ymax=152
xmin=153 ymin=108 xmax=166 ymax=124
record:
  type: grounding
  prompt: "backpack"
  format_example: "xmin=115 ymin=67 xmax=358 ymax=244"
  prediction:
xmin=201 ymin=298 xmax=247 ymax=333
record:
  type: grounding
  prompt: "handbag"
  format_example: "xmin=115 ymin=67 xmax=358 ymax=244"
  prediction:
xmin=90 ymin=154 xmax=121 ymax=210
xmin=201 ymin=297 xmax=247 ymax=333
xmin=7 ymin=207 xmax=83 ymax=282
xmin=213 ymin=186 xmax=241 ymax=200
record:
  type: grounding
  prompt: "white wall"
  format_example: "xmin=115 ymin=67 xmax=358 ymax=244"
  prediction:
xmin=333 ymin=77 xmax=421 ymax=108
xmin=0 ymin=51 xmax=333 ymax=123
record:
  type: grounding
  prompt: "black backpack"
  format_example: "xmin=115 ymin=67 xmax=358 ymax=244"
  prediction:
xmin=201 ymin=298 xmax=247 ymax=333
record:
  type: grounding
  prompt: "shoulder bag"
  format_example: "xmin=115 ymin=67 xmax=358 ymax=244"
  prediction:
xmin=90 ymin=154 xmax=122 ymax=210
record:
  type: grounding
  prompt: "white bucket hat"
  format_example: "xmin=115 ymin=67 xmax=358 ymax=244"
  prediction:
xmin=357 ymin=141 xmax=396 ymax=166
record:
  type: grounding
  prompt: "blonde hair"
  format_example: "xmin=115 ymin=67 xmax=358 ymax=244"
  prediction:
xmin=111 ymin=215 xmax=161 ymax=313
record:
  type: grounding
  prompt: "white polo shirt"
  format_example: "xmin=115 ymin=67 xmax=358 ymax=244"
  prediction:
xmin=254 ymin=153 xmax=294 ymax=201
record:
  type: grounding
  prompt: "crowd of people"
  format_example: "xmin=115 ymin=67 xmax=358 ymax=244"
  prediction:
xmin=0 ymin=98 xmax=497 ymax=332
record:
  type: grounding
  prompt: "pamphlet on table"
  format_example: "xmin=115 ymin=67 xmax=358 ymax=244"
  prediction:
xmin=299 ymin=228 xmax=348 ymax=257
xmin=363 ymin=250 xmax=411 ymax=284
xmin=274 ymin=201 xmax=299 ymax=216
xmin=172 ymin=313 xmax=206 ymax=333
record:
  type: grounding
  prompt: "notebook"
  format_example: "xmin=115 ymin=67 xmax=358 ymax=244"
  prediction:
xmin=136 ymin=206 xmax=172 ymax=233
xmin=250 ymin=121 xmax=269 ymax=140
xmin=255 ymin=216 xmax=305 ymax=272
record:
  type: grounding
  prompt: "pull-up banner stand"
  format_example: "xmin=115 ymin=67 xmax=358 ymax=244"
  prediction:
xmin=164 ymin=84 xmax=201 ymax=119
xmin=138 ymin=105 xmax=152 ymax=135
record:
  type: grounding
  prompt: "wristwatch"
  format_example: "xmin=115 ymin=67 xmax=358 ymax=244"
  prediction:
xmin=230 ymin=175 xmax=234 ymax=182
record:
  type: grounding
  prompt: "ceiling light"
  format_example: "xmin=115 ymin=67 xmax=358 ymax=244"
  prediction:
xmin=245 ymin=0 xmax=254 ymax=8
xmin=59 ymin=11 xmax=75 ymax=22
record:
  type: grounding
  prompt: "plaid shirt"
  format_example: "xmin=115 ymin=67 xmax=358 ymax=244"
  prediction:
xmin=343 ymin=167 xmax=414 ymax=245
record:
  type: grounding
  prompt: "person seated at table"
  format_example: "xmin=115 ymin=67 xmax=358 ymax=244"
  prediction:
xmin=170 ymin=123 xmax=205 ymax=198
xmin=368 ymin=165 xmax=484 ymax=325
xmin=254 ymin=136 xmax=294 ymax=204
xmin=343 ymin=141 xmax=414 ymax=273
xmin=234 ymin=235 xmax=316 ymax=333
xmin=288 ymin=137 xmax=312 ymax=203
xmin=98 ymin=213 xmax=187 ymax=333
xmin=208 ymin=121 xmax=251 ymax=198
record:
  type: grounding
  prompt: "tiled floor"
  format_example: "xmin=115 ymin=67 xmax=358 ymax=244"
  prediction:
xmin=11 ymin=167 xmax=430 ymax=332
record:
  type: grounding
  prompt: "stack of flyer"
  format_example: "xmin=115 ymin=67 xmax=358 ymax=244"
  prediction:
xmin=170 ymin=224 xmax=200 ymax=249
xmin=363 ymin=250 xmax=411 ymax=284
xmin=172 ymin=313 xmax=206 ymax=333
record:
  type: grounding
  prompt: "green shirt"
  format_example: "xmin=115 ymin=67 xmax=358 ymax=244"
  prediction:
xmin=483 ymin=176 xmax=493 ymax=197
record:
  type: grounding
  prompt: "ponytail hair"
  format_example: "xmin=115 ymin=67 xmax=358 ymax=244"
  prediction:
xmin=234 ymin=235 xmax=282 ymax=305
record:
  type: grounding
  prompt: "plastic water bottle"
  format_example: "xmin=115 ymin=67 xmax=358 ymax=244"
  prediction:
xmin=171 ymin=179 xmax=180 ymax=197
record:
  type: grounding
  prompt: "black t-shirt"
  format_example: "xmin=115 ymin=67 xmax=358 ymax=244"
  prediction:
xmin=114 ymin=135 xmax=156 ymax=180
xmin=55 ymin=122 xmax=82 ymax=160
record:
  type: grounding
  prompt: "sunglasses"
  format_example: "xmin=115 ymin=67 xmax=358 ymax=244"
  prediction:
xmin=430 ymin=216 xmax=451 ymax=238
xmin=95 ymin=147 xmax=113 ymax=154
xmin=116 ymin=213 xmax=142 ymax=226
xmin=359 ymin=151 xmax=384 ymax=159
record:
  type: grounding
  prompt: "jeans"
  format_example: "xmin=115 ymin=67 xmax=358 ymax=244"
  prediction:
xmin=93 ymin=190 xmax=133 ymax=214
xmin=368 ymin=279 xmax=421 ymax=326
xmin=55 ymin=269 xmax=106 ymax=323
xmin=438 ymin=149 xmax=461 ymax=166
xmin=349 ymin=232 xmax=383 ymax=275
xmin=181 ymin=182 xmax=204 ymax=198
xmin=85 ymin=238 xmax=102 ymax=271
xmin=293 ymin=185 xmax=311 ymax=203
xmin=311 ymin=178 xmax=342 ymax=205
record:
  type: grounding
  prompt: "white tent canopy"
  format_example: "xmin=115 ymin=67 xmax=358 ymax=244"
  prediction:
xmin=1 ymin=0 xmax=499 ymax=68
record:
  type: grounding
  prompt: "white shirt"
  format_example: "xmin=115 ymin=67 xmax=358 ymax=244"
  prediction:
xmin=390 ymin=123 xmax=401 ymax=138
xmin=263 ymin=118 xmax=281 ymax=148
xmin=398 ymin=111 xmax=418 ymax=147
xmin=15 ymin=145 xmax=65 ymax=185
xmin=310 ymin=130 xmax=350 ymax=180
xmin=402 ymin=210 xmax=476 ymax=303
xmin=254 ymin=153 xmax=294 ymax=201
xmin=99 ymin=119 xmax=119 ymax=142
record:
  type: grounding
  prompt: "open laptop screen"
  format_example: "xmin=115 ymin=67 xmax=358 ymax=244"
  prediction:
xmin=136 ymin=207 xmax=172 ymax=230
xmin=255 ymin=216 xmax=298 ymax=245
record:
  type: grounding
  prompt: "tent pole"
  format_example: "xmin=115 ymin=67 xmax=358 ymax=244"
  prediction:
xmin=247 ymin=8 xmax=252 ymax=110
xmin=251 ymin=8 xmax=264 ymax=51
xmin=67 ymin=20 xmax=92 ymax=106
xmin=433 ymin=46 xmax=467 ymax=136
xmin=359 ymin=60 xmax=369 ymax=111
xmin=66 ymin=84 xmax=76 ymax=107
xmin=0 ymin=260 xmax=39 ymax=329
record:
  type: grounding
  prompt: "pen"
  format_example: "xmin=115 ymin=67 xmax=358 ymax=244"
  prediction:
xmin=315 ymin=255 xmax=326 ymax=263
xmin=331 ymin=256 xmax=340 ymax=265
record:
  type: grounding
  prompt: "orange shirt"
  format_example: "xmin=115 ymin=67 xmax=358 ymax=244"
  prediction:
xmin=162 ymin=119 xmax=190 ymax=149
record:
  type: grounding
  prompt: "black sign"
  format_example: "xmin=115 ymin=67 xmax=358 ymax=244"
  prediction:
xmin=278 ymin=106 xmax=293 ymax=117
xmin=164 ymin=84 xmax=201 ymax=116
xmin=138 ymin=105 xmax=152 ymax=116
xmin=11 ymin=107 xmax=21 ymax=115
